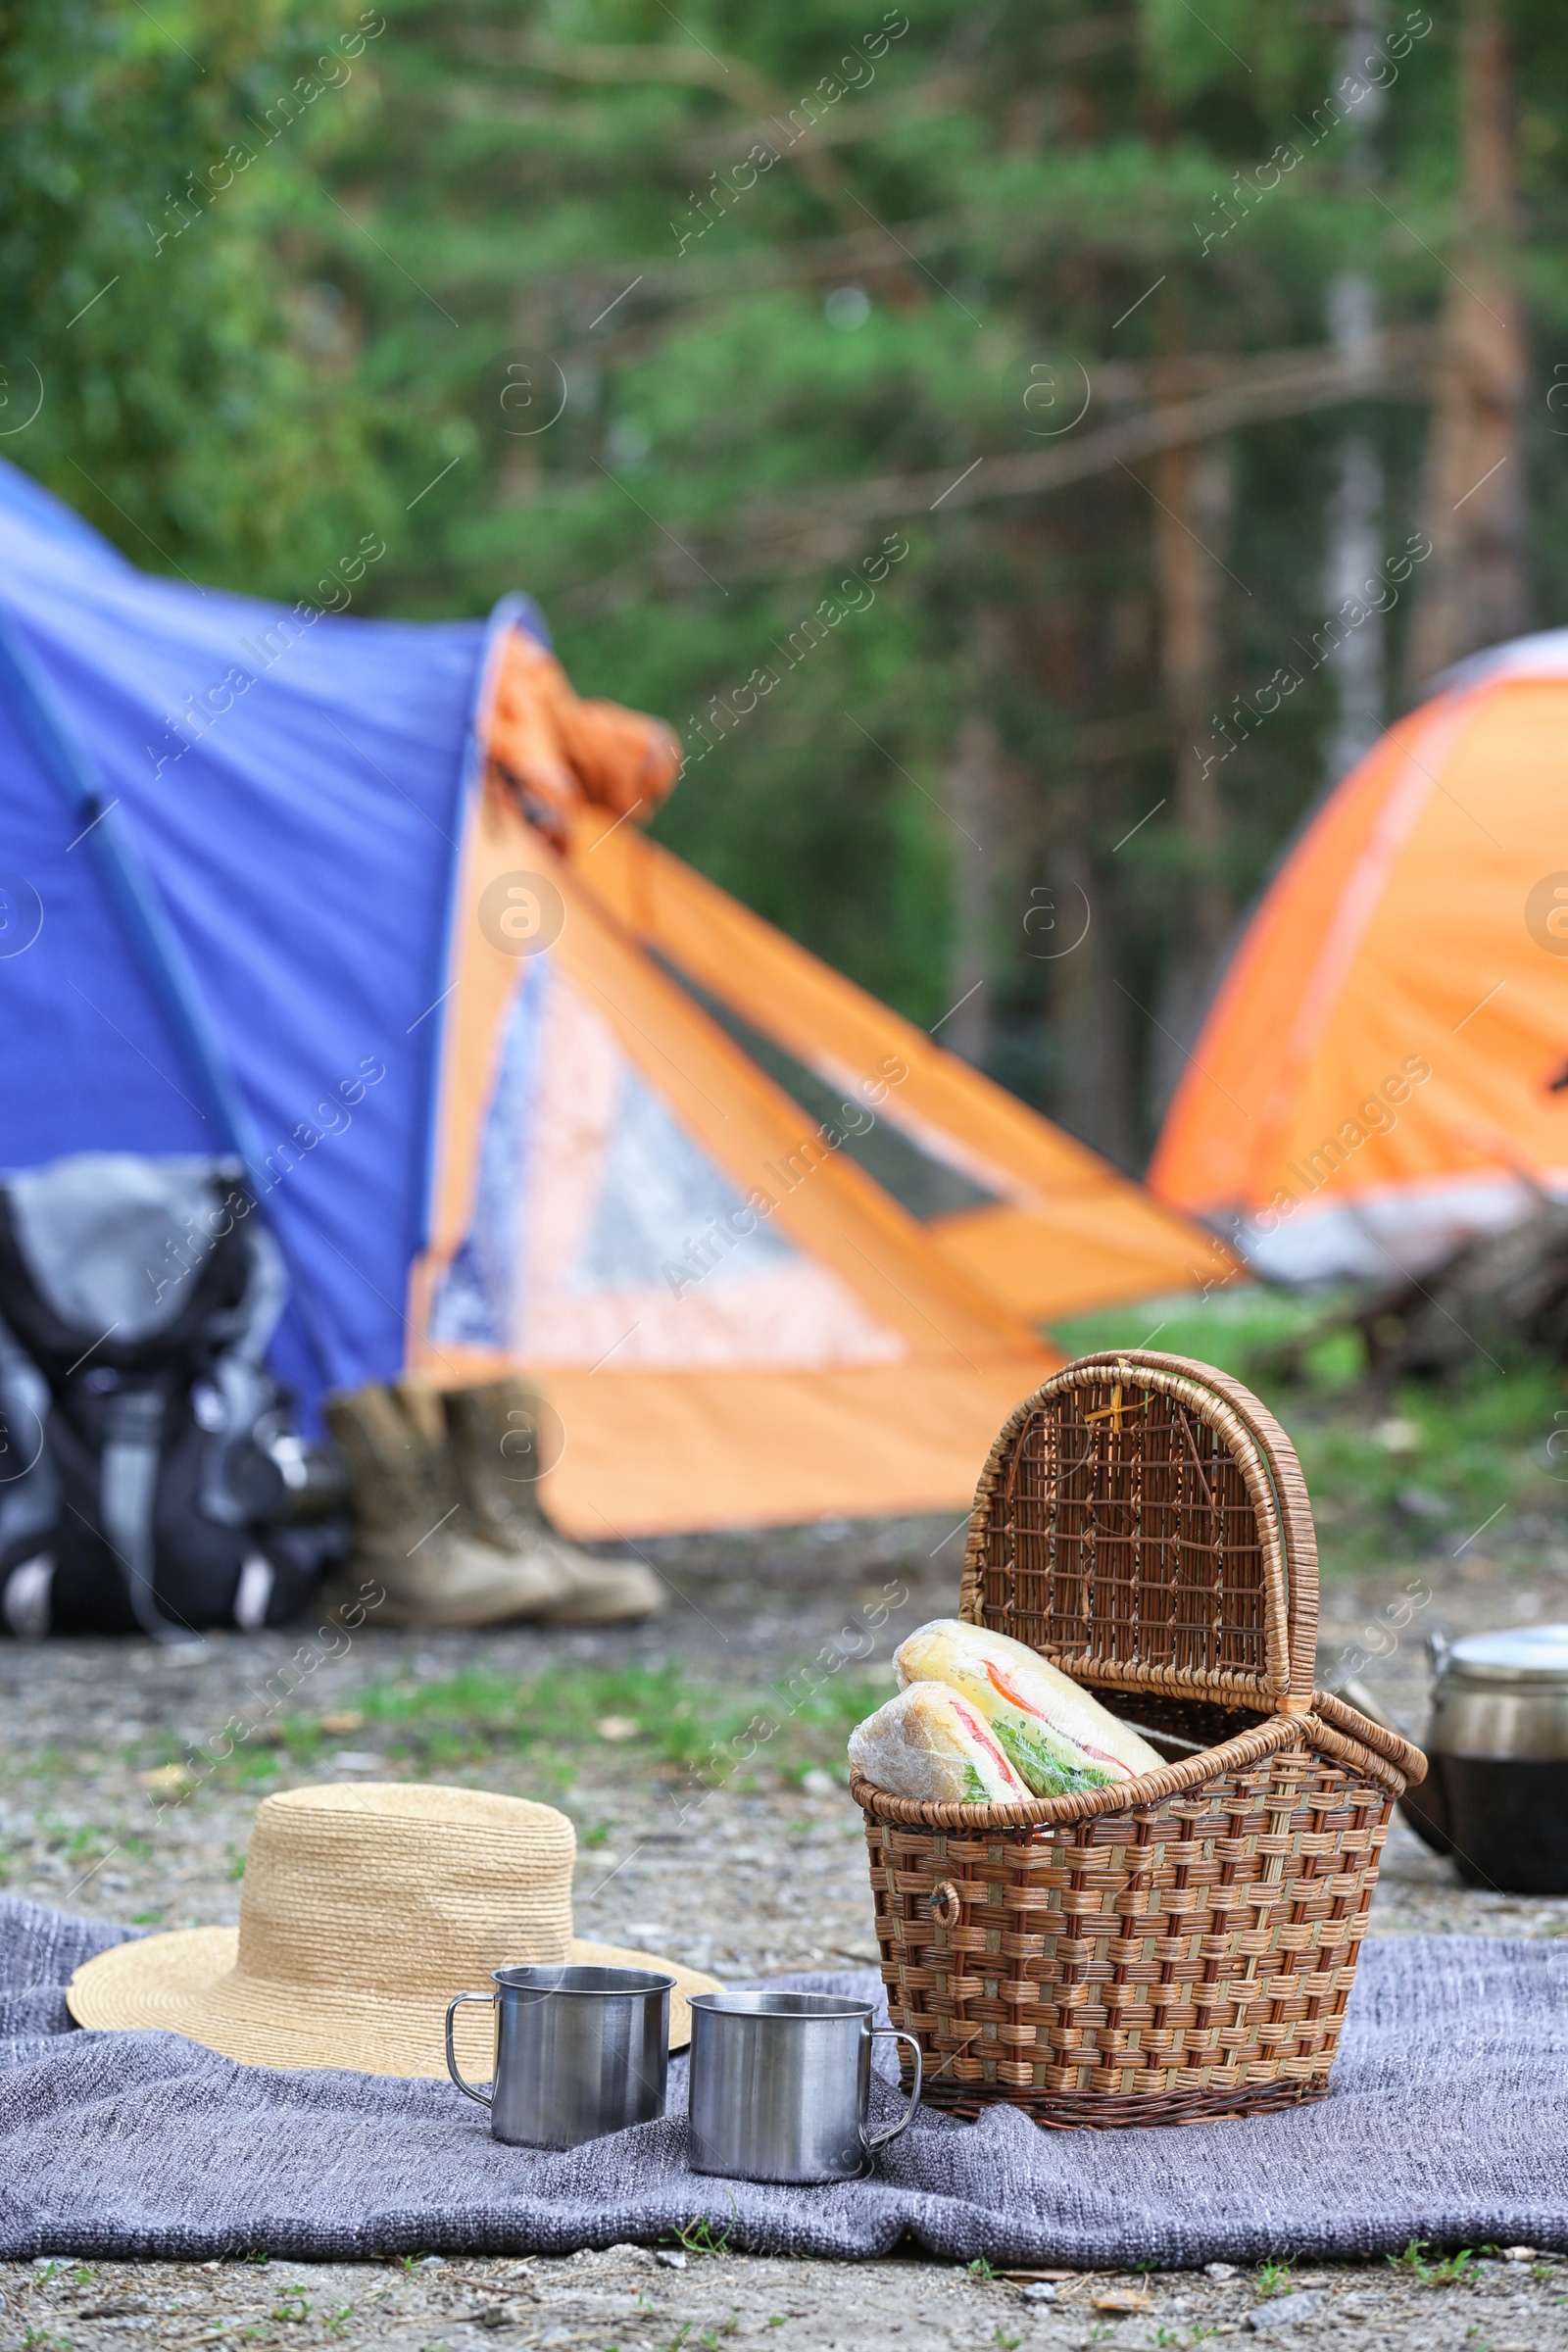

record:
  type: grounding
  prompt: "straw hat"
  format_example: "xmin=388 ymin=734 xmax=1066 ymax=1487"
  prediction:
xmin=68 ymin=1783 xmax=718 ymax=2077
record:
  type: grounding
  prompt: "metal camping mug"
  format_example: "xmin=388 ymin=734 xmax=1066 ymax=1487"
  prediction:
xmin=686 ymin=1990 xmax=922 ymax=2183
xmin=445 ymin=1963 xmax=674 ymax=2148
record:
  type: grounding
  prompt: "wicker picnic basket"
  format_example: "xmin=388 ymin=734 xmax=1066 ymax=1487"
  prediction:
xmin=850 ymin=1349 xmax=1426 ymax=2130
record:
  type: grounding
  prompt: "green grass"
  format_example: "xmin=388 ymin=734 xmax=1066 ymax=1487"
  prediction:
xmin=351 ymin=1660 xmax=882 ymax=1783
xmin=1054 ymin=1282 xmax=1330 ymax=1382
xmin=0 ymin=1643 xmax=893 ymax=1829
xmin=1251 ymin=2256 xmax=1296 ymax=2300
xmin=1388 ymin=2240 xmax=1482 ymax=2286
xmin=1052 ymin=1290 xmax=1568 ymax=1578
xmin=158 ymin=1659 xmax=893 ymax=1798
xmin=668 ymin=2213 xmax=734 ymax=2257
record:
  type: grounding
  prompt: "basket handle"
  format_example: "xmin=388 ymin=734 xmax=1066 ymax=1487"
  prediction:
xmin=1072 ymin=1350 xmax=1320 ymax=1712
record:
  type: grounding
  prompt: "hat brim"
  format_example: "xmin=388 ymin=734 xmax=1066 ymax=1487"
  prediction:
xmin=68 ymin=1927 xmax=719 ymax=2077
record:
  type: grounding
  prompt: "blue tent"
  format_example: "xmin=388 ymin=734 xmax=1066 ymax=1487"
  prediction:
xmin=0 ymin=463 xmax=1055 ymax=1535
xmin=0 ymin=458 xmax=541 ymax=1420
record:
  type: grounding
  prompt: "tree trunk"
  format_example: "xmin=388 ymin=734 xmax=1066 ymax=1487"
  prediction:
xmin=941 ymin=712 xmax=996 ymax=1065
xmin=1052 ymin=840 xmax=1138 ymax=1167
xmin=1323 ymin=274 xmax=1387 ymax=784
xmin=1404 ymin=0 xmax=1529 ymax=689
xmin=1150 ymin=436 xmax=1234 ymax=1116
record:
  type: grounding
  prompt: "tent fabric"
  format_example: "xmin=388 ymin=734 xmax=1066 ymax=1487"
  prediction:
xmin=1150 ymin=642 xmax=1568 ymax=1279
xmin=0 ymin=459 xmax=524 ymax=1412
xmin=567 ymin=809 xmax=1225 ymax=1318
xmin=411 ymin=796 xmax=1054 ymax=1535
xmin=486 ymin=628 xmax=681 ymax=844
xmin=0 ymin=459 xmax=1055 ymax=1535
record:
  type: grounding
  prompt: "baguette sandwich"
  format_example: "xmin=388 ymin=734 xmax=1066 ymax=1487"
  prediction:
xmin=893 ymin=1618 xmax=1162 ymax=1797
xmin=847 ymin=1680 xmax=1031 ymax=1806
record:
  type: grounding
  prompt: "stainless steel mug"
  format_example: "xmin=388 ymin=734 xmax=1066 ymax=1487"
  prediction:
xmin=445 ymin=1962 xmax=673 ymax=2148
xmin=686 ymin=1989 xmax=922 ymax=2183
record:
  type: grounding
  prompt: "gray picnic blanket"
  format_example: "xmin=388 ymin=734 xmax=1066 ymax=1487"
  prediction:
xmin=1 ymin=1894 xmax=1565 ymax=2266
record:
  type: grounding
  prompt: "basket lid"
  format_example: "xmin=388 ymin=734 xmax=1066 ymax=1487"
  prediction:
xmin=959 ymin=1349 xmax=1319 ymax=1714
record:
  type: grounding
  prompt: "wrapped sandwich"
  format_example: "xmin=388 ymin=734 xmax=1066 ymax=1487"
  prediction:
xmin=893 ymin=1619 xmax=1163 ymax=1796
xmin=847 ymin=1681 xmax=1031 ymax=1806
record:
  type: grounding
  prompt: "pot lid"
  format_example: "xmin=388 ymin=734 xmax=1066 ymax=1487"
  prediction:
xmin=1446 ymin=1624 xmax=1568 ymax=1685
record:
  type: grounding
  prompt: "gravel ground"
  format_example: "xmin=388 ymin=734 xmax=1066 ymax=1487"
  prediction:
xmin=4 ymin=2243 xmax=1568 ymax=2352
xmin=3 ymin=1515 xmax=1566 ymax=2348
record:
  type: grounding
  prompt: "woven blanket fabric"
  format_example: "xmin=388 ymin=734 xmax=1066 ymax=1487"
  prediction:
xmin=1 ymin=1895 xmax=1564 ymax=2265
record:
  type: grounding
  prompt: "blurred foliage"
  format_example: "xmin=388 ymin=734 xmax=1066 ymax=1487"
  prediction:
xmin=10 ymin=1 xmax=1568 ymax=1149
xmin=0 ymin=0 xmax=397 ymax=584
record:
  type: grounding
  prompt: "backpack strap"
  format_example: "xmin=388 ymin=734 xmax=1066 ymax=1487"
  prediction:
xmin=198 ymin=1220 xmax=288 ymax=1529
xmin=101 ymin=1385 xmax=197 ymax=1645
xmin=0 ymin=1309 xmax=57 ymax=1562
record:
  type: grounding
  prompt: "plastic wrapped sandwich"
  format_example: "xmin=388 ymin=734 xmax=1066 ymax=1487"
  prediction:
xmin=850 ymin=1617 xmax=1163 ymax=1802
xmin=846 ymin=1681 xmax=1030 ymax=1805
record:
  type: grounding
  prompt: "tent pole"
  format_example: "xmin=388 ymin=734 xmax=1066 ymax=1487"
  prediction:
xmin=408 ymin=590 xmax=548 ymax=1297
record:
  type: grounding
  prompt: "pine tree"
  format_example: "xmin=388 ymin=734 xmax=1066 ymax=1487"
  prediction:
xmin=316 ymin=0 xmax=1488 ymax=1159
xmin=17 ymin=0 xmax=1568 ymax=1164
xmin=0 ymin=0 xmax=393 ymax=592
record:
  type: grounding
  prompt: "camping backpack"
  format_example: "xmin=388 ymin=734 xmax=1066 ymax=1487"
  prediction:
xmin=0 ymin=1152 xmax=344 ymax=1641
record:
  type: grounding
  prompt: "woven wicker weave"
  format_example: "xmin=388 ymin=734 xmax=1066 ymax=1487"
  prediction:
xmin=851 ymin=1350 xmax=1427 ymax=2129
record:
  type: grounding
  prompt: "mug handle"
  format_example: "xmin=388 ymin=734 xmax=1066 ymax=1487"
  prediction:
xmin=444 ymin=1990 xmax=497 ymax=2107
xmin=862 ymin=2026 xmax=923 ymax=2154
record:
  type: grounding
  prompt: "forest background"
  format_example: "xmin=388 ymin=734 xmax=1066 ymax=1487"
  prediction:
xmin=3 ymin=0 xmax=1557 ymax=1171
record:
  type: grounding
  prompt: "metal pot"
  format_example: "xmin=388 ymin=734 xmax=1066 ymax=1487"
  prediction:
xmin=1400 ymin=1624 xmax=1568 ymax=1893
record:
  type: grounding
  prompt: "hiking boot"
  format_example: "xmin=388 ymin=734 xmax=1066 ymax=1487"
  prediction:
xmin=323 ymin=1382 xmax=575 ymax=1628
xmin=442 ymin=1375 xmax=555 ymax=1548
xmin=443 ymin=1377 xmax=664 ymax=1624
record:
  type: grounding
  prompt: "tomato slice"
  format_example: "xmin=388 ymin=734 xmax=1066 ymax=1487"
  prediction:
xmin=951 ymin=1697 xmax=1022 ymax=1789
xmin=983 ymin=1660 xmax=1126 ymax=1773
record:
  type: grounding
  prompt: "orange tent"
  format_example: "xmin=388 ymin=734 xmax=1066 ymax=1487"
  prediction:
xmin=402 ymin=628 xmax=1223 ymax=1538
xmin=1151 ymin=632 xmax=1568 ymax=1280
xmin=411 ymin=680 xmax=1056 ymax=1535
xmin=568 ymin=807 xmax=1224 ymax=1320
